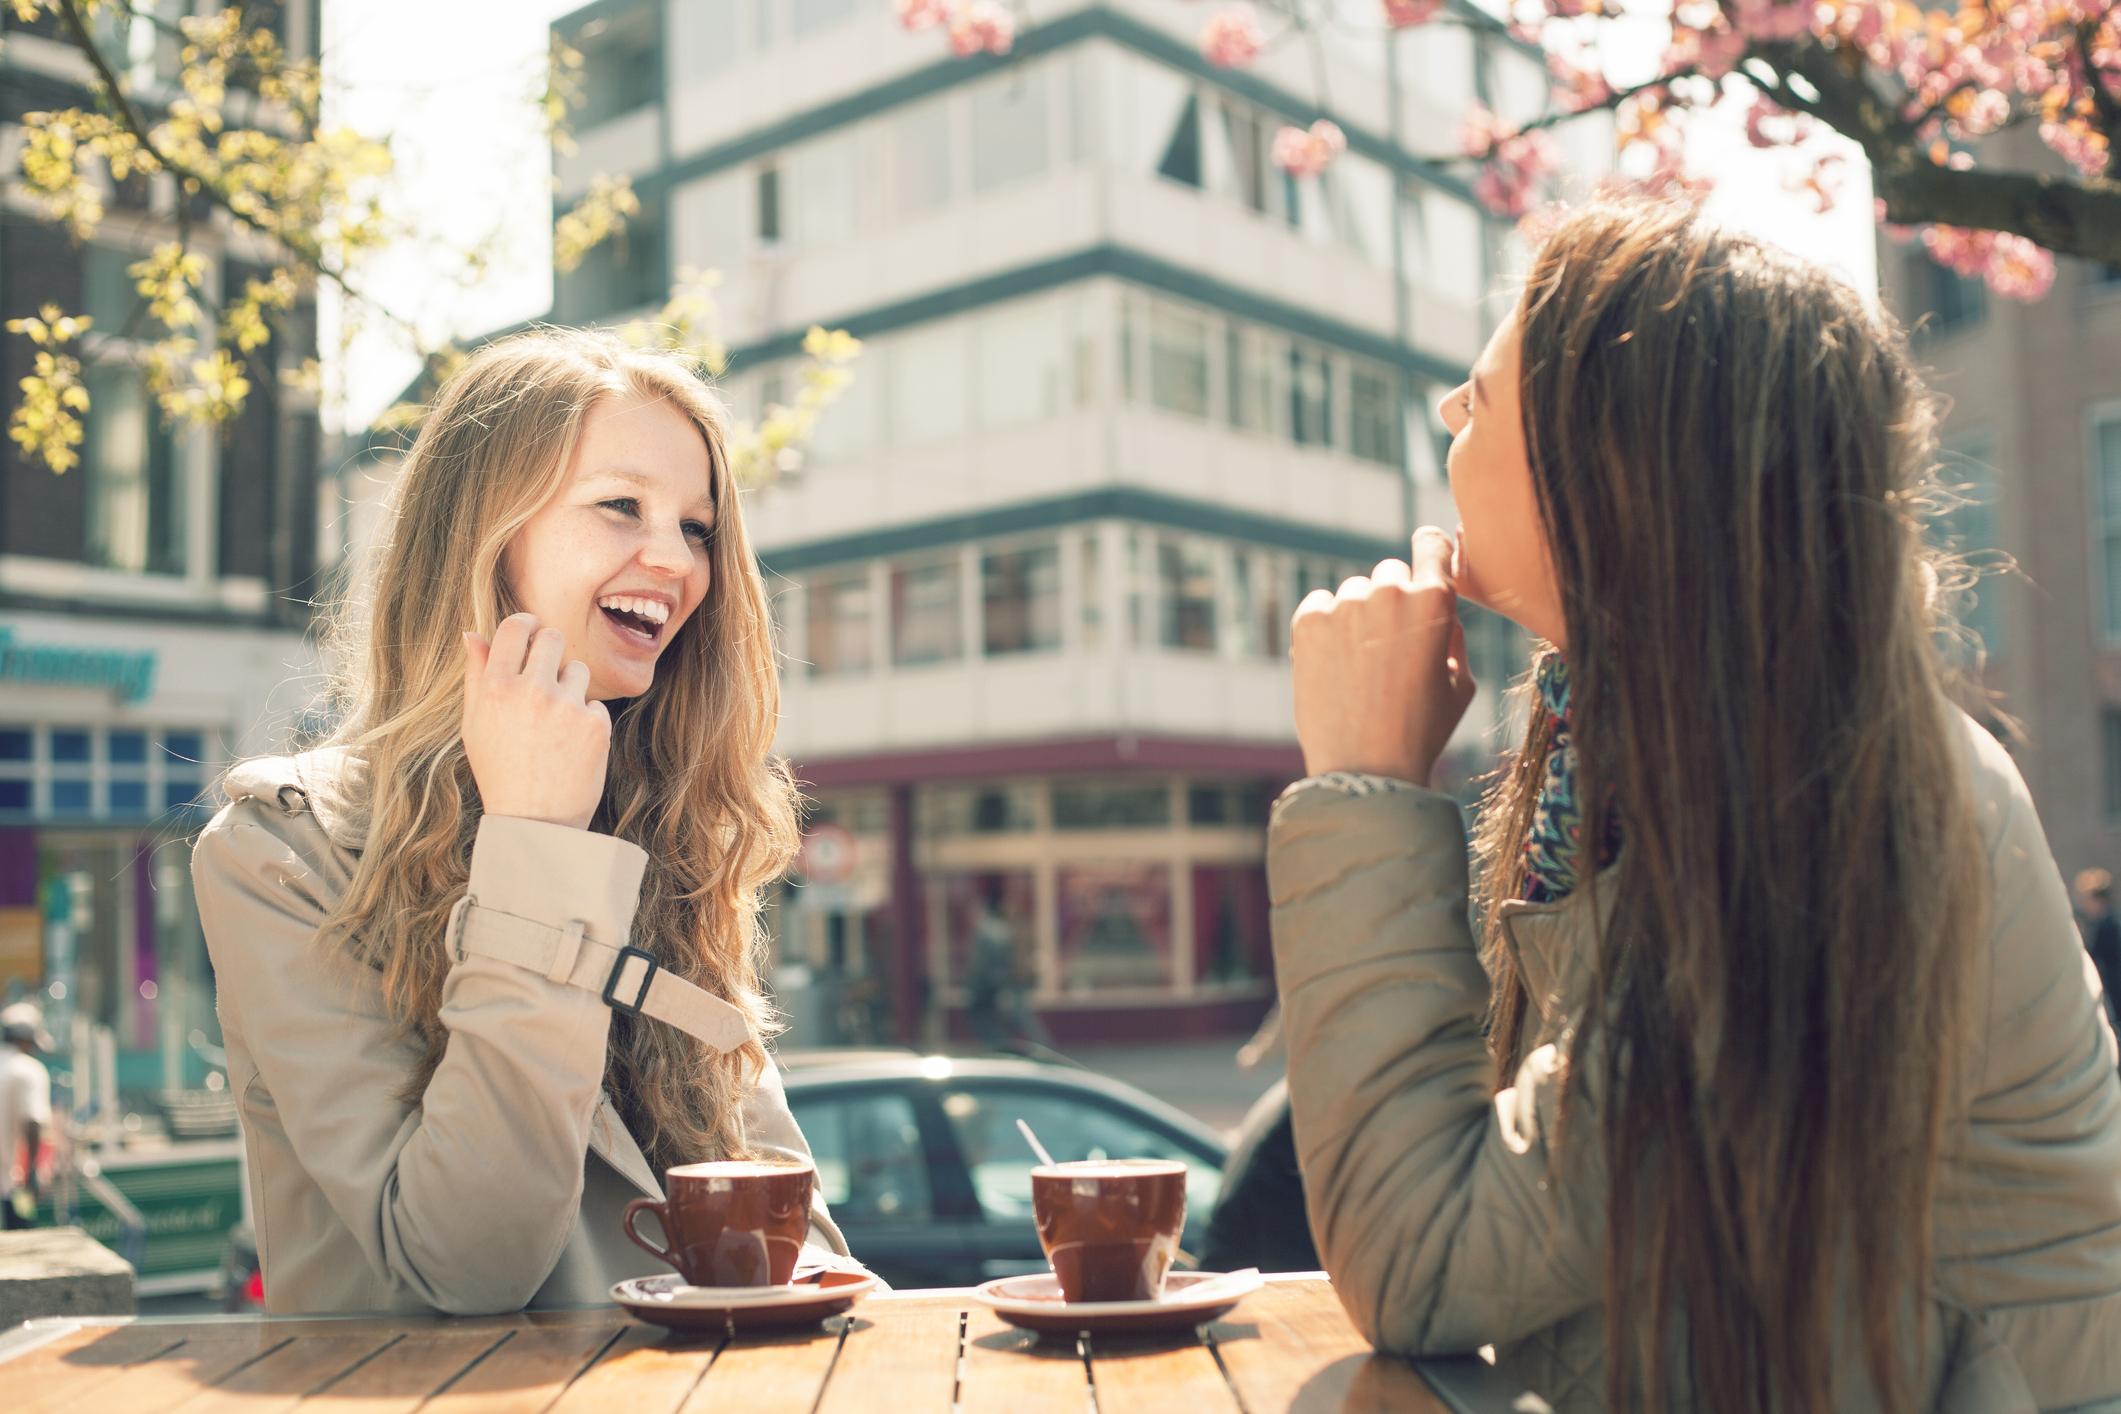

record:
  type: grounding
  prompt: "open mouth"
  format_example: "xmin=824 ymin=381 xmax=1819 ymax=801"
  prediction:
xmin=597 ymin=595 xmax=670 ymax=647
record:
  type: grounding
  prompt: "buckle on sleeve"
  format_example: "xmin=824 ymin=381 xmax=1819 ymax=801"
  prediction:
xmin=602 ymin=945 xmax=659 ymax=1016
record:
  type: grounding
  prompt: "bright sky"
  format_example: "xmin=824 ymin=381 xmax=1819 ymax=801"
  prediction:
xmin=321 ymin=0 xmax=1878 ymax=433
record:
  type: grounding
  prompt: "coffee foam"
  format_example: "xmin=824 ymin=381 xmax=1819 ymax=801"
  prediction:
xmin=667 ymin=1160 xmax=813 ymax=1179
xmin=1031 ymin=1160 xmax=1187 ymax=1180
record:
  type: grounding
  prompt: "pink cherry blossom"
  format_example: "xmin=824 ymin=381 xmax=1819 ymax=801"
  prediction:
xmin=2041 ymin=120 xmax=2110 ymax=180
xmin=1730 ymin=0 xmax=1815 ymax=43
xmin=1667 ymin=20 xmax=1748 ymax=81
xmin=1381 ymin=0 xmax=1443 ymax=28
xmin=1549 ymin=51 xmax=1612 ymax=111
xmin=1922 ymin=224 xmax=2057 ymax=301
xmin=896 ymin=0 xmax=949 ymax=31
xmin=1271 ymin=119 xmax=1348 ymax=177
xmin=1461 ymin=104 xmax=1562 ymax=218
xmin=1200 ymin=5 xmax=1264 ymax=68
xmin=947 ymin=0 xmax=1014 ymax=56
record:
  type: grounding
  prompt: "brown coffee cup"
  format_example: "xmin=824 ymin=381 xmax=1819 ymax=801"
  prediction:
xmin=622 ymin=1159 xmax=814 ymax=1288
xmin=1031 ymin=1158 xmax=1188 ymax=1304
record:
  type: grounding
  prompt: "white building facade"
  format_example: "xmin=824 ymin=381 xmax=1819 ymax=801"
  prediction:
xmin=551 ymin=0 xmax=1562 ymax=1043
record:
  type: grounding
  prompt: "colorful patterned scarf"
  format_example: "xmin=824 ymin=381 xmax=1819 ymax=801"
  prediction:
xmin=1522 ymin=655 xmax=1622 ymax=904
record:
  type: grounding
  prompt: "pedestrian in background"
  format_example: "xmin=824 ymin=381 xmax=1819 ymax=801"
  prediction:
xmin=0 ymin=1003 xmax=53 ymax=1230
xmin=2076 ymin=868 xmax=2121 ymax=1030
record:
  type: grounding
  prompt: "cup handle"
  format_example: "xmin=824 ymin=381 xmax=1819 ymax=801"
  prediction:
xmin=622 ymin=1198 xmax=678 ymax=1271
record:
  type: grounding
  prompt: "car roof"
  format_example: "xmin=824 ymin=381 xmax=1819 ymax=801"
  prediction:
xmin=776 ymin=1049 xmax=1230 ymax=1159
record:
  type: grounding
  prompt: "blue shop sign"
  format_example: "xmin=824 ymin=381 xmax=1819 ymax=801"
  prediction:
xmin=0 ymin=626 xmax=156 ymax=704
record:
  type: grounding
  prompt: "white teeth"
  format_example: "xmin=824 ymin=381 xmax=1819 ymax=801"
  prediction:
xmin=598 ymin=594 xmax=670 ymax=627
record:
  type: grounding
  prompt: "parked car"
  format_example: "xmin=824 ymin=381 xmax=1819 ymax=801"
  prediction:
xmin=779 ymin=1050 xmax=1229 ymax=1291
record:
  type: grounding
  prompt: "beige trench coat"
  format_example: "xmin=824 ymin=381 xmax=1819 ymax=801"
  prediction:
xmin=191 ymin=749 xmax=850 ymax=1317
xmin=1269 ymin=712 xmax=2121 ymax=1411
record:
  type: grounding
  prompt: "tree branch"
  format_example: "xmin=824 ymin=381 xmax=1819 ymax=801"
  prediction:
xmin=52 ymin=0 xmax=420 ymax=344
xmin=1507 ymin=67 xmax=1698 ymax=139
xmin=2078 ymin=18 xmax=2121 ymax=180
xmin=1874 ymin=159 xmax=2121 ymax=263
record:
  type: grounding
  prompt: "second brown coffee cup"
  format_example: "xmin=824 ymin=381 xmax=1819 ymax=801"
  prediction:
xmin=1031 ymin=1158 xmax=1188 ymax=1303
xmin=622 ymin=1159 xmax=814 ymax=1288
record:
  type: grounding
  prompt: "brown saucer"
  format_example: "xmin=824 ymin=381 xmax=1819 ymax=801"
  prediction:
xmin=975 ymin=1270 xmax=1261 ymax=1337
xmin=611 ymin=1269 xmax=877 ymax=1334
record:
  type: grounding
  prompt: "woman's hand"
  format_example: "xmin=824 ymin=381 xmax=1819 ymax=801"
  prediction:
xmin=1290 ymin=526 xmax=1476 ymax=788
xmin=461 ymin=613 xmax=610 ymax=831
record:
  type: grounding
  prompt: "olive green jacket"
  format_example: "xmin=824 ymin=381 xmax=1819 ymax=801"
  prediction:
xmin=1269 ymin=715 xmax=2121 ymax=1411
xmin=192 ymin=749 xmax=848 ymax=1317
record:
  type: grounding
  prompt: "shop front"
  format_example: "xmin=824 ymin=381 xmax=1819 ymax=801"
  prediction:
xmin=771 ymin=737 xmax=1300 ymax=1048
xmin=0 ymin=610 xmax=313 ymax=1291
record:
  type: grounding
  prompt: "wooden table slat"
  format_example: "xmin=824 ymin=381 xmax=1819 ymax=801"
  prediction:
xmin=1206 ymin=1280 xmax=1450 ymax=1414
xmin=958 ymin=1306 xmax=1094 ymax=1414
xmin=1084 ymin=1327 xmax=1243 ymax=1414
xmin=5 ymin=1321 xmax=188 ymax=1395
xmin=169 ymin=1334 xmax=404 ymax=1413
xmin=813 ymin=1299 xmax=962 ymax=1414
xmin=542 ymin=1322 xmax=723 ymax=1413
xmin=24 ymin=1331 xmax=297 ymax=1414
xmin=679 ymin=1319 xmax=847 ymax=1411
xmin=417 ymin=1324 xmax=628 ymax=1414
xmin=291 ymin=1330 xmax=514 ymax=1412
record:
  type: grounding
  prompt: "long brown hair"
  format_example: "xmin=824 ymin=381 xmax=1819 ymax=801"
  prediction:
xmin=1470 ymin=201 xmax=1986 ymax=1411
xmin=304 ymin=328 xmax=798 ymax=1172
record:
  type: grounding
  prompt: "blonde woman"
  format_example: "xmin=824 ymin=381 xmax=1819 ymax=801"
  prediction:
xmin=193 ymin=329 xmax=854 ymax=1316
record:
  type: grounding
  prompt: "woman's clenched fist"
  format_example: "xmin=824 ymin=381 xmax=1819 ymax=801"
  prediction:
xmin=1290 ymin=526 xmax=1476 ymax=788
xmin=461 ymin=613 xmax=611 ymax=831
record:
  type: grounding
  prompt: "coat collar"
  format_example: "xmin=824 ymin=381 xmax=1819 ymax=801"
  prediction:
xmin=590 ymin=1092 xmax=664 ymax=1201
xmin=1494 ymin=852 xmax=1624 ymax=1033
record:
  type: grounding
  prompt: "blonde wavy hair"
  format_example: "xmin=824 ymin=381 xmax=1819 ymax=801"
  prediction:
xmin=314 ymin=327 xmax=798 ymax=1171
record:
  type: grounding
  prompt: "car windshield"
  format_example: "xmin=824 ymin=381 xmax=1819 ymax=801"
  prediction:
xmin=939 ymin=1084 xmax=1221 ymax=1223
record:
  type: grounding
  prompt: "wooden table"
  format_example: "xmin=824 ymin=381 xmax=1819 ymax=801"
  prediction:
xmin=0 ymin=1274 xmax=1525 ymax=1412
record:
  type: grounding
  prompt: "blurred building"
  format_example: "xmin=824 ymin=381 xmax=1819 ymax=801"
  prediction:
xmin=0 ymin=3 xmax=325 ymax=1103
xmin=545 ymin=0 xmax=1575 ymax=1044
xmin=1877 ymin=137 xmax=2121 ymax=895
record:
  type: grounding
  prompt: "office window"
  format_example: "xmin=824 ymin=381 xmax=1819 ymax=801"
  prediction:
xmin=1156 ymin=93 xmax=1203 ymax=189
xmin=975 ymin=300 xmax=1067 ymax=429
xmin=1148 ymin=303 xmax=1210 ymax=419
xmin=892 ymin=99 xmax=955 ymax=217
xmin=2098 ymin=413 xmax=2121 ymax=640
xmin=1157 ymin=536 xmax=1218 ymax=651
xmin=1231 ymin=547 xmax=1285 ymax=657
xmin=791 ymin=0 xmax=858 ymax=37
xmin=790 ymin=135 xmax=858 ymax=251
xmin=555 ymin=191 xmax=664 ymax=321
xmin=1080 ymin=534 xmax=1105 ymax=650
xmin=756 ymin=165 xmax=782 ymax=243
xmin=1052 ymin=782 xmax=1171 ymax=830
xmin=1218 ymin=101 xmax=1274 ymax=217
xmin=807 ymin=571 xmax=874 ymax=676
xmin=982 ymin=543 xmax=1062 ymax=656
xmin=1225 ymin=325 xmax=1279 ymax=436
xmin=1288 ymin=344 xmax=1334 ymax=448
xmin=83 ymin=363 xmax=184 ymax=575
xmin=892 ymin=558 xmax=963 ymax=667
xmin=1348 ymin=361 xmax=1401 ymax=466
xmin=971 ymin=71 xmax=1049 ymax=192
xmin=571 ymin=6 xmax=662 ymax=127
xmin=891 ymin=325 xmax=970 ymax=444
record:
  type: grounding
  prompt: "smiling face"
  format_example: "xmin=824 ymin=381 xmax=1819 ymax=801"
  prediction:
xmin=1436 ymin=308 xmax=1565 ymax=647
xmin=500 ymin=389 xmax=718 ymax=702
